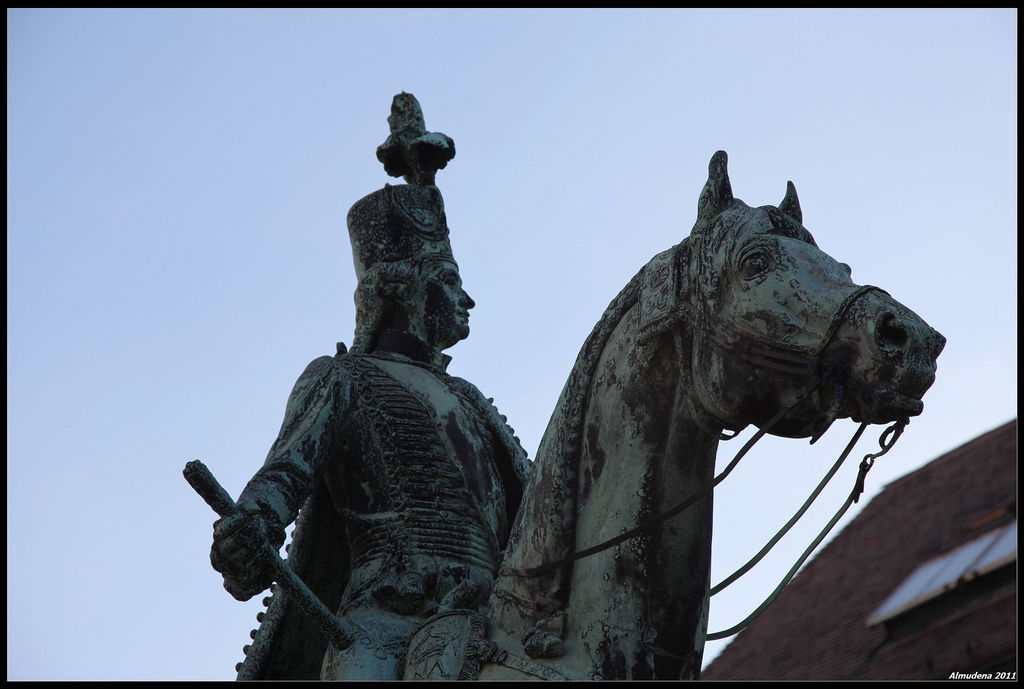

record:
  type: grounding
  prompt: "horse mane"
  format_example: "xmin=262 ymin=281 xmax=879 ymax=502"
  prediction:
xmin=493 ymin=238 xmax=693 ymax=626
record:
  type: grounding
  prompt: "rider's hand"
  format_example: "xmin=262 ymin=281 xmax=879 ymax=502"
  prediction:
xmin=210 ymin=504 xmax=286 ymax=601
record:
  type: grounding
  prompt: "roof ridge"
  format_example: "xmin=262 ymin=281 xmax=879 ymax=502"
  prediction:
xmin=878 ymin=418 xmax=1016 ymax=493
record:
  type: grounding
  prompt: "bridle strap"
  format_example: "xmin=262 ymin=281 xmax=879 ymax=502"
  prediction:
xmin=508 ymin=374 xmax=823 ymax=578
xmin=705 ymin=417 xmax=908 ymax=640
xmin=710 ymin=421 xmax=869 ymax=596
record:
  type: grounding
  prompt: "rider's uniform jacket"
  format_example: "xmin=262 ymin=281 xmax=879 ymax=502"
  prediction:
xmin=233 ymin=344 xmax=531 ymax=678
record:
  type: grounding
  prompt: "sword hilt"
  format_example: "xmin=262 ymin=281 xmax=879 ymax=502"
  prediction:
xmin=184 ymin=459 xmax=238 ymax=517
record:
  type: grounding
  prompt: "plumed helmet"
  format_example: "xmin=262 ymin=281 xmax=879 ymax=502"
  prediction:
xmin=347 ymin=93 xmax=458 ymax=281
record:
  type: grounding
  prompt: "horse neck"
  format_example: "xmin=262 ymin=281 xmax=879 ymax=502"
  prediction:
xmin=563 ymin=316 xmax=721 ymax=677
xmin=573 ymin=325 xmax=718 ymax=523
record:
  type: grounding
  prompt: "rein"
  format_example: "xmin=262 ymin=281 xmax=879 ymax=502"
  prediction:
xmin=508 ymin=409 xmax=908 ymax=640
xmin=705 ymin=417 xmax=907 ymax=640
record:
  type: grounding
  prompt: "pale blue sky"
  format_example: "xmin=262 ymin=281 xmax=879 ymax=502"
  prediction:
xmin=8 ymin=8 xmax=1016 ymax=680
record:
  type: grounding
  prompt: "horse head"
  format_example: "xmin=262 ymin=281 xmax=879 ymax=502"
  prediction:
xmin=677 ymin=151 xmax=945 ymax=439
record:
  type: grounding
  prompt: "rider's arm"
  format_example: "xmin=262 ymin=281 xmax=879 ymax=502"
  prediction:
xmin=210 ymin=354 xmax=349 ymax=600
xmin=238 ymin=355 xmax=348 ymax=526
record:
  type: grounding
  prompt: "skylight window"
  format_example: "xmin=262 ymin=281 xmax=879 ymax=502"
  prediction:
xmin=866 ymin=519 xmax=1017 ymax=626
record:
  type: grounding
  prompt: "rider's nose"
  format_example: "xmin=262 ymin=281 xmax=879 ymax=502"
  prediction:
xmin=461 ymin=292 xmax=475 ymax=310
xmin=929 ymin=328 xmax=947 ymax=360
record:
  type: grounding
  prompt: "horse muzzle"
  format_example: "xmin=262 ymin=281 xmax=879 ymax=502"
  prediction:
xmin=824 ymin=290 xmax=945 ymax=424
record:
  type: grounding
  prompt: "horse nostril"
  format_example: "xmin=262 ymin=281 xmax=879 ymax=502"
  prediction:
xmin=877 ymin=314 xmax=909 ymax=352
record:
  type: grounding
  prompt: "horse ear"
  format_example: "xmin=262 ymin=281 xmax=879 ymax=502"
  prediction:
xmin=697 ymin=150 xmax=733 ymax=222
xmin=779 ymin=180 xmax=802 ymax=223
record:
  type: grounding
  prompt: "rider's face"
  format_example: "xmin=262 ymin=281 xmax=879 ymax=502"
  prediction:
xmin=417 ymin=258 xmax=475 ymax=350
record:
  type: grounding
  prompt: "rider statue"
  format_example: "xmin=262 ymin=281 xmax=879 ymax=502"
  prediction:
xmin=208 ymin=93 xmax=531 ymax=680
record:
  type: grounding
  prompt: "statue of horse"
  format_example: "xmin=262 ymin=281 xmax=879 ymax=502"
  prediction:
xmin=425 ymin=151 xmax=944 ymax=681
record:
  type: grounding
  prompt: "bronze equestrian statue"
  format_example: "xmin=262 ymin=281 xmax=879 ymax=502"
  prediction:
xmin=187 ymin=94 xmax=944 ymax=681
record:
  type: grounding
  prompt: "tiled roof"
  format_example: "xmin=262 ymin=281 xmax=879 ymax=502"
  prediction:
xmin=701 ymin=419 xmax=1017 ymax=680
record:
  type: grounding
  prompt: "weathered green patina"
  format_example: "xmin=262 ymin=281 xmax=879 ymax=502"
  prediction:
xmin=191 ymin=95 xmax=945 ymax=681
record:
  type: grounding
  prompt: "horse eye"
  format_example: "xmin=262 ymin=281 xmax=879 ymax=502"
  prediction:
xmin=740 ymin=252 xmax=770 ymax=279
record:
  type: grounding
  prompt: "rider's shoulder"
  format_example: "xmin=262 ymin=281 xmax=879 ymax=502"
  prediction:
xmin=295 ymin=343 xmax=354 ymax=382
xmin=448 ymin=376 xmax=509 ymax=419
xmin=447 ymin=373 xmax=487 ymax=400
